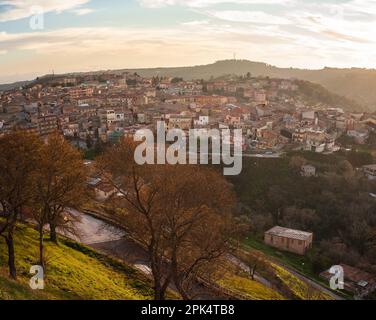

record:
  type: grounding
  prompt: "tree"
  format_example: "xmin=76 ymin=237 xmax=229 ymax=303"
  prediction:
xmin=157 ymin=165 xmax=237 ymax=299
xmin=280 ymin=206 xmax=320 ymax=231
xmin=346 ymin=150 xmax=373 ymax=167
xmin=97 ymin=139 xmax=237 ymax=300
xmin=289 ymin=155 xmax=306 ymax=172
xmin=265 ymin=185 xmax=288 ymax=225
xmin=171 ymin=77 xmax=183 ymax=84
xmin=240 ymin=251 xmax=267 ymax=280
xmin=33 ymin=133 xmax=87 ymax=245
xmin=86 ymin=135 xmax=93 ymax=149
xmin=0 ymin=131 xmax=42 ymax=278
xmin=337 ymin=160 xmax=354 ymax=179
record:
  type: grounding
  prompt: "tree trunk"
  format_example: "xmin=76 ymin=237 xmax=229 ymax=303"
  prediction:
xmin=49 ymin=222 xmax=57 ymax=243
xmin=154 ymin=284 xmax=165 ymax=300
xmin=39 ymin=226 xmax=45 ymax=269
xmin=174 ymin=277 xmax=190 ymax=300
xmin=171 ymin=258 xmax=190 ymax=300
xmin=151 ymin=258 xmax=166 ymax=300
xmin=250 ymin=265 xmax=256 ymax=280
xmin=5 ymin=232 xmax=17 ymax=279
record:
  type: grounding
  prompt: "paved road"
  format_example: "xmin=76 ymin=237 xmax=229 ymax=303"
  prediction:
xmin=68 ymin=209 xmax=125 ymax=244
xmin=66 ymin=209 xmax=232 ymax=300
xmin=187 ymin=152 xmax=284 ymax=159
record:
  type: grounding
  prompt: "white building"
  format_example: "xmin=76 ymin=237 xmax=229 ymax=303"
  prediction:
xmin=194 ymin=115 xmax=209 ymax=126
xmin=301 ymin=165 xmax=316 ymax=177
xmin=363 ymin=164 xmax=376 ymax=180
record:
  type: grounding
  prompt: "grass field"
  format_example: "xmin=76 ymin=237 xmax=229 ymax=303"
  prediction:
xmin=218 ymin=274 xmax=285 ymax=300
xmin=0 ymin=222 xmax=157 ymax=300
xmin=243 ymin=237 xmax=315 ymax=278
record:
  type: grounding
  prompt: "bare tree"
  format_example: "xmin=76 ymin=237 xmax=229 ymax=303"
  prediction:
xmin=289 ymin=155 xmax=306 ymax=172
xmin=33 ymin=132 xmax=87 ymax=249
xmin=0 ymin=131 xmax=42 ymax=279
xmin=97 ymin=139 xmax=237 ymax=300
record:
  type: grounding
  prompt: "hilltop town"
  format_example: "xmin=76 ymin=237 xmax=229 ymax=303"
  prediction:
xmin=1 ymin=71 xmax=375 ymax=156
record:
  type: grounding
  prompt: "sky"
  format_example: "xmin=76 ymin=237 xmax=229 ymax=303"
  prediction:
xmin=0 ymin=0 xmax=376 ymax=84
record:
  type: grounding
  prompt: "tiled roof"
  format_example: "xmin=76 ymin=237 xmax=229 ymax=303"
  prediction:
xmin=265 ymin=226 xmax=312 ymax=241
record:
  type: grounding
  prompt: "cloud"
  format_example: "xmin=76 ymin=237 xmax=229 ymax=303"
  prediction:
xmin=139 ymin=0 xmax=293 ymax=8
xmin=1 ymin=0 xmax=376 ymax=83
xmin=0 ymin=0 xmax=91 ymax=22
xmin=208 ymin=10 xmax=291 ymax=24
xmin=72 ymin=8 xmax=95 ymax=15
xmin=181 ymin=20 xmax=209 ymax=26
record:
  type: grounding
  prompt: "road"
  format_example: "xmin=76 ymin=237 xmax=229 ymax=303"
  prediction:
xmin=187 ymin=151 xmax=284 ymax=159
xmin=68 ymin=209 xmax=342 ymax=300
xmin=68 ymin=210 xmax=126 ymax=244
xmin=66 ymin=209 xmax=233 ymax=300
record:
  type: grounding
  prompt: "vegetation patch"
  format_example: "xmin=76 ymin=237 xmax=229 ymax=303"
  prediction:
xmin=0 ymin=223 xmax=155 ymax=300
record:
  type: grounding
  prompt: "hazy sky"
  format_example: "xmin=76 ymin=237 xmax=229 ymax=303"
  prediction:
xmin=0 ymin=0 xmax=376 ymax=83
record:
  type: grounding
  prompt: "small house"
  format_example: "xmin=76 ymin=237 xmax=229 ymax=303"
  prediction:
xmin=301 ymin=164 xmax=316 ymax=177
xmin=264 ymin=226 xmax=313 ymax=255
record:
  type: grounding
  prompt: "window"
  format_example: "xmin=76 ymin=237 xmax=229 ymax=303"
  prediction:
xmin=298 ymin=240 xmax=303 ymax=245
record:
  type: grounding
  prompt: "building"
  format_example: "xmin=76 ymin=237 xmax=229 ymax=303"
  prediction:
xmin=362 ymin=164 xmax=376 ymax=180
xmin=301 ymin=164 xmax=316 ymax=177
xmin=320 ymin=264 xmax=376 ymax=298
xmin=195 ymin=95 xmax=228 ymax=105
xmin=347 ymin=130 xmax=369 ymax=144
xmin=194 ymin=115 xmax=209 ymax=127
xmin=69 ymin=87 xmax=94 ymax=99
xmin=167 ymin=115 xmax=192 ymax=130
xmin=264 ymin=226 xmax=313 ymax=255
xmin=87 ymin=177 xmax=116 ymax=201
xmin=36 ymin=115 xmax=58 ymax=136
xmin=3 ymin=104 xmax=23 ymax=114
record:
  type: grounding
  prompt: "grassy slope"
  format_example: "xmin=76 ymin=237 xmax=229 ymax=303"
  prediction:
xmin=218 ymin=275 xmax=285 ymax=300
xmin=0 ymin=223 xmax=156 ymax=300
xmin=271 ymin=264 xmax=331 ymax=300
xmin=213 ymin=259 xmax=285 ymax=300
xmin=243 ymin=237 xmax=315 ymax=278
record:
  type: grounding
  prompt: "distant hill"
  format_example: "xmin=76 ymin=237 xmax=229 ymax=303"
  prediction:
xmin=119 ymin=60 xmax=376 ymax=111
xmin=2 ymin=59 xmax=376 ymax=111
xmin=0 ymin=80 xmax=32 ymax=91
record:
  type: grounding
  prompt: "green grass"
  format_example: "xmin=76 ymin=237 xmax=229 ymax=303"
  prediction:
xmin=271 ymin=264 xmax=332 ymax=300
xmin=243 ymin=237 xmax=315 ymax=278
xmin=218 ymin=274 xmax=285 ymax=300
xmin=0 ymin=222 xmax=158 ymax=300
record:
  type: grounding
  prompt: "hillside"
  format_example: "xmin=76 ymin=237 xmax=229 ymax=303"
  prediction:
xmin=119 ymin=60 xmax=375 ymax=111
xmin=0 ymin=223 xmax=156 ymax=300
